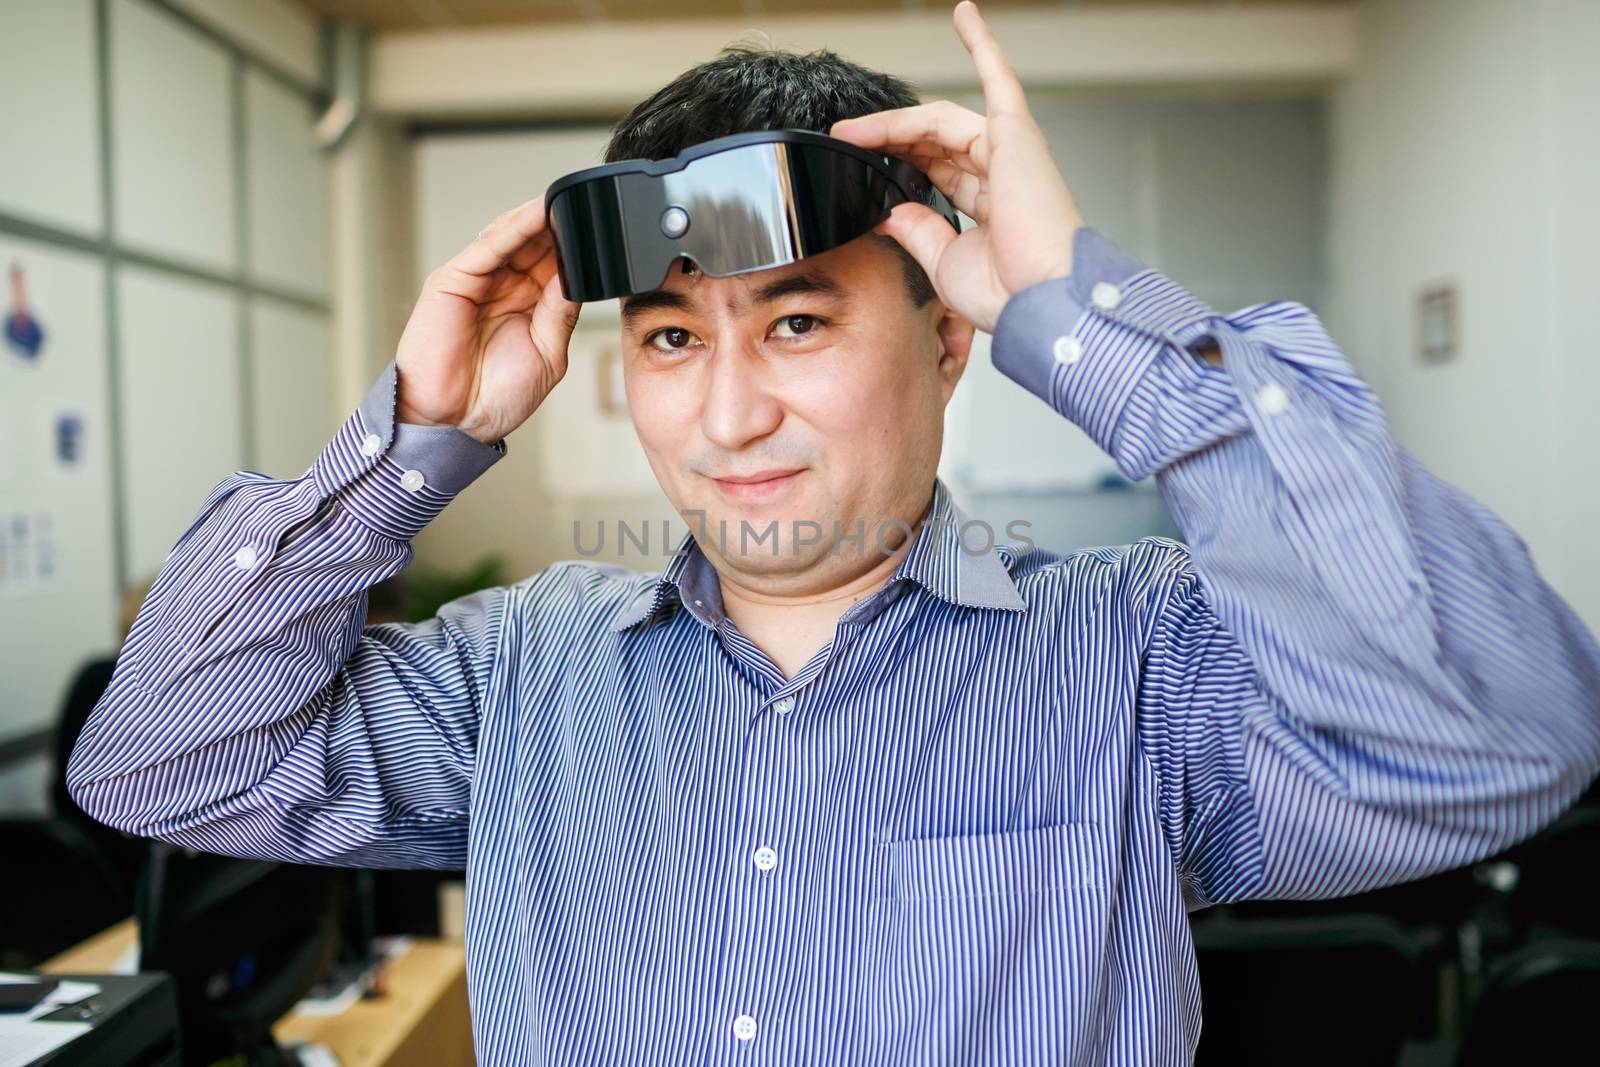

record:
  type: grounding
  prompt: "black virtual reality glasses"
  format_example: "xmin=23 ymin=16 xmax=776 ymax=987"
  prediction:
xmin=544 ymin=128 xmax=962 ymax=303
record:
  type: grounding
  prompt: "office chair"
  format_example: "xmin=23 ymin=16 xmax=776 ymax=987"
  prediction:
xmin=1495 ymin=805 xmax=1600 ymax=940
xmin=1192 ymin=911 xmax=1426 ymax=1066
xmin=1457 ymin=939 xmax=1600 ymax=1066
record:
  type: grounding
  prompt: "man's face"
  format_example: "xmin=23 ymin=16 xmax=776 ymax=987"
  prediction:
xmin=620 ymin=233 xmax=973 ymax=594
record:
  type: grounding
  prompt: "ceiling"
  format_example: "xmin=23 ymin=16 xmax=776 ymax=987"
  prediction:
xmin=298 ymin=0 xmax=1344 ymax=32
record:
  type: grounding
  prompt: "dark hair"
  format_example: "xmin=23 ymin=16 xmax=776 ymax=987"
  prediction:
xmin=605 ymin=44 xmax=938 ymax=308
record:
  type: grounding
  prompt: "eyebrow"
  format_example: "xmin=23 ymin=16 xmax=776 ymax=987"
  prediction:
xmin=620 ymin=289 xmax=691 ymax=328
xmin=747 ymin=269 xmax=847 ymax=308
xmin=620 ymin=268 xmax=849 ymax=329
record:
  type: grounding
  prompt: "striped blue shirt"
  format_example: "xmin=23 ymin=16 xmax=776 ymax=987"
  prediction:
xmin=69 ymin=227 xmax=1600 ymax=1065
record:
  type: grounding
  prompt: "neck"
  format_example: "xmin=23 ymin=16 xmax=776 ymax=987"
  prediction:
xmin=719 ymin=545 xmax=907 ymax=612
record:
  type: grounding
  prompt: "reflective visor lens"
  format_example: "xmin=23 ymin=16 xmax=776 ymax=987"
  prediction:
xmin=548 ymin=139 xmax=950 ymax=302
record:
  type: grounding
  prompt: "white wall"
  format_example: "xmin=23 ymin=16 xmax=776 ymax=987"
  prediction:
xmin=110 ymin=0 xmax=238 ymax=274
xmin=1326 ymin=0 xmax=1600 ymax=632
xmin=0 ymin=0 xmax=101 ymax=236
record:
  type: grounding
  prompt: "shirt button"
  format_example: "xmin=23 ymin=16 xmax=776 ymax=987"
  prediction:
xmin=1049 ymin=335 xmax=1088 ymax=364
xmin=1052 ymin=335 xmax=1083 ymax=365
xmin=753 ymin=846 xmax=777 ymax=872
xmin=732 ymin=1014 xmax=758 ymax=1042
xmin=360 ymin=433 xmax=381 ymax=457
xmin=1254 ymin=382 xmax=1291 ymax=415
xmin=233 ymin=544 xmax=257 ymax=569
xmin=1091 ymin=281 xmax=1122 ymax=310
xmin=399 ymin=468 xmax=426 ymax=493
xmin=774 ymin=696 xmax=795 ymax=715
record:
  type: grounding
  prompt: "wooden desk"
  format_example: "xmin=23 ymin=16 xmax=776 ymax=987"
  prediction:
xmin=41 ymin=920 xmax=472 ymax=1067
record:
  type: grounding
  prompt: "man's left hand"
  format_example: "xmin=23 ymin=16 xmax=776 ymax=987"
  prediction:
xmin=831 ymin=0 xmax=1085 ymax=334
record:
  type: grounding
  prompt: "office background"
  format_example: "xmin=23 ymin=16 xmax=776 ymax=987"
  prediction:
xmin=1 ymin=2 xmax=1599 ymax=1062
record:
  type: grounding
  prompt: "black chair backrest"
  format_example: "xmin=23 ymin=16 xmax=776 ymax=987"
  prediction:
xmin=1193 ymin=911 xmax=1425 ymax=1067
xmin=0 ymin=816 xmax=133 ymax=968
xmin=1497 ymin=806 xmax=1600 ymax=938
xmin=1458 ymin=939 xmax=1600 ymax=1067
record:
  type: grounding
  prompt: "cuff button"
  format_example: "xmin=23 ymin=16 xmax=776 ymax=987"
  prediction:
xmin=233 ymin=544 xmax=257 ymax=569
xmin=1091 ymin=281 xmax=1123 ymax=310
xmin=1053 ymin=335 xmax=1084 ymax=365
xmin=399 ymin=468 xmax=426 ymax=493
xmin=360 ymin=433 xmax=382 ymax=456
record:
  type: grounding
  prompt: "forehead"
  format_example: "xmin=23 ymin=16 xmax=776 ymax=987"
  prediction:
xmin=620 ymin=233 xmax=900 ymax=315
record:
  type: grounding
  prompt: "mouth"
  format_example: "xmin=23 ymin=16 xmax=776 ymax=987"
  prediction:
xmin=707 ymin=468 xmax=808 ymax=504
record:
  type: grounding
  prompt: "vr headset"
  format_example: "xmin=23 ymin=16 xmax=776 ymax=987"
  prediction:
xmin=544 ymin=129 xmax=962 ymax=303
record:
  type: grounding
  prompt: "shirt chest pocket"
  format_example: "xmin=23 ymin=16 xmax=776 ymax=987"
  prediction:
xmin=861 ymin=822 xmax=1114 ymax=1060
xmin=880 ymin=821 xmax=1111 ymax=901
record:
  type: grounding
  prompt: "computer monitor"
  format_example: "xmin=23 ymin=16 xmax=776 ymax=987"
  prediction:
xmin=136 ymin=844 xmax=344 ymax=1067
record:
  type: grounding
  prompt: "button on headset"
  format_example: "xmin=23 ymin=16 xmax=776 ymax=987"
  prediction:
xmin=661 ymin=206 xmax=690 ymax=239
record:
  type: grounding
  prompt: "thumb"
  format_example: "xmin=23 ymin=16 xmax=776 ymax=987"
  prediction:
xmin=877 ymin=202 xmax=958 ymax=286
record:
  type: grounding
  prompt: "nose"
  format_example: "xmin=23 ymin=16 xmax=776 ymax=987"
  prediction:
xmin=699 ymin=342 xmax=783 ymax=453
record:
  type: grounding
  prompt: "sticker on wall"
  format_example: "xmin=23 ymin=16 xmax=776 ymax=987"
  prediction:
xmin=0 ymin=510 xmax=60 ymax=599
xmin=4 ymin=259 xmax=47 ymax=364
xmin=50 ymin=406 xmax=89 ymax=476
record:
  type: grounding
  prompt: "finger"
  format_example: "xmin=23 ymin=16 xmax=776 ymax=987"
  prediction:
xmin=481 ymin=247 xmax=563 ymax=317
xmin=888 ymin=140 xmax=988 ymax=178
xmin=954 ymin=1 xmax=1030 ymax=120
xmin=830 ymin=100 xmax=986 ymax=163
xmin=920 ymin=157 xmax=985 ymax=221
xmin=877 ymin=202 xmax=959 ymax=289
xmin=909 ymin=148 xmax=983 ymax=178
xmin=528 ymin=271 xmax=580 ymax=367
xmin=509 ymin=229 xmax=556 ymax=274
xmin=448 ymin=196 xmax=549 ymax=276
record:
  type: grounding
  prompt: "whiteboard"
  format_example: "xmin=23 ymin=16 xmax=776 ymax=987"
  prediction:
xmin=0 ymin=237 xmax=119 ymax=744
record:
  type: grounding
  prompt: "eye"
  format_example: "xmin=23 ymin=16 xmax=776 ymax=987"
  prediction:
xmin=771 ymin=314 xmax=824 ymax=340
xmin=646 ymin=326 xmax=697 ymax=352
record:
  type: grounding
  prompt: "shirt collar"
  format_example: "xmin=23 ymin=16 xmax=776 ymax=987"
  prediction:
xmin=608 ymin=478 xmax=1027 ymax=633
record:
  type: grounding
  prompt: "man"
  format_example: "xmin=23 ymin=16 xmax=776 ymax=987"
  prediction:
xmin=69 ymin=3 xmax=1600 ymax=1063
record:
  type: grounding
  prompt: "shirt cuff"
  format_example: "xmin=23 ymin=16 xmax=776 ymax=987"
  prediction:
xmin=311 ymin=360 xmax=507 ymax=541
xmin=990 ymin=227 xmax=1233 ymax=479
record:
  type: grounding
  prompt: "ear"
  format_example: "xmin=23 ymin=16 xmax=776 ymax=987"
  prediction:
xmin=933 ymin=301 xmax=976 ymax=406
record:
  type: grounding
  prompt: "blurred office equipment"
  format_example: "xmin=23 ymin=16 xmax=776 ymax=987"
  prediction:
xmin=41 ymin=914 xmax=472 ymax=1067
xmin=136 ymin=845 xmax=343 ymax=1067
xmin=1185 ymin=785 xmax=1600 ymax=1065
xmin=1192 ymin=912 xmax=1426 ymax=1066
xmin=1490 ymin=805 xmax=1600 ymax=943
xmin=0 ymin=817 xmax=130 ymax=969
xmin=0 ymin=970 xmax=179 ymax=1067
xmin=1456 ymin=940 xmax=1600 ymax=1067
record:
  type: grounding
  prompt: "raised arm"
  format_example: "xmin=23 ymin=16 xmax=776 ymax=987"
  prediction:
xmin=68 ymin=367 xmax=508 ymax=866
xmin=990 ymin=226 xmax=1600 ymax=903
xmin=68 ymin=195 xmax=582 ymax=868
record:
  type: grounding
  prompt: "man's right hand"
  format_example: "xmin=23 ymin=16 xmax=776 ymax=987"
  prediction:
xmin=393 ymin=195 xmax=580 ymax=446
